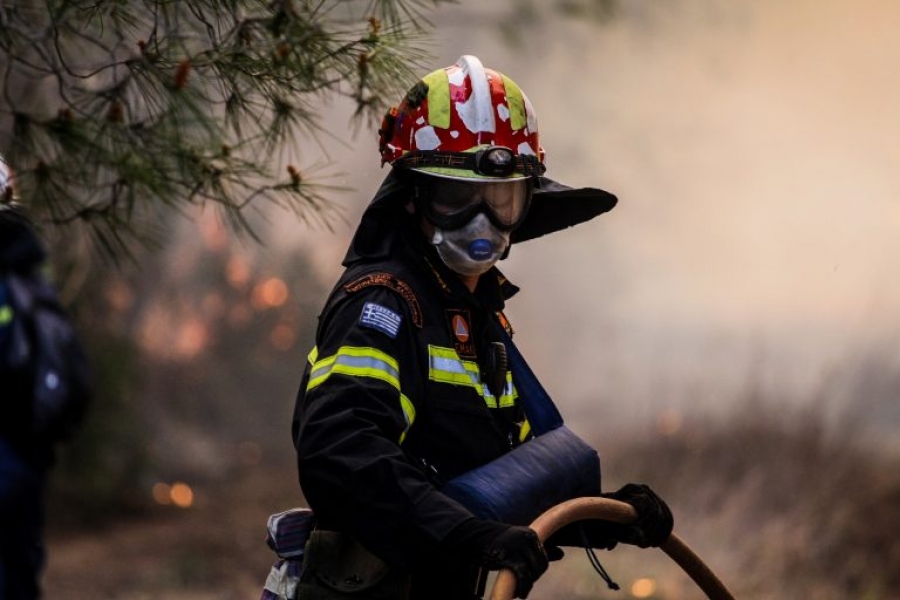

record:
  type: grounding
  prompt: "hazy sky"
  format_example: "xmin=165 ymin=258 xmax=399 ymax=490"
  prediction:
xmin=271 ymin=0 xmax=900 ymax=435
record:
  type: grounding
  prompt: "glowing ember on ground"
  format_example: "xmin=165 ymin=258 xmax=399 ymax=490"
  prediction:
xmin=631 ymin=578 xmax=657 ymax=598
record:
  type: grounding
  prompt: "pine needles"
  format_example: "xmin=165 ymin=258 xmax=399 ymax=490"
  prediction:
xmin=0 ymin=0 xmax=442 ymax=256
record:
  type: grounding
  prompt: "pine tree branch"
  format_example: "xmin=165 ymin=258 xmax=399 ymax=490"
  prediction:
xmin=0 ymin=0 xmax=444 ymax=259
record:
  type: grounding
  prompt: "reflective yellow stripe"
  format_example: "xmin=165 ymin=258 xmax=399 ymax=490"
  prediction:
xmin=307 ymin=345 xmax=414 ymax=445
xmin=0 ymin=304 xmax=12 ymax=326
xmin=427 ymin=345 xmax=518 ymax=410
xmin=497 ymin=370 xmax=517 ymax=408
xmin=501 ymin=74 xmax=526 ymax=131
xmin=519 ymin=419 xmax=532 ymax=443
xmin=424 ymin=69 xmax=451 ymax=129
xmin=307 ymin=346 xmax=318 ymax=366
xmin=307 ymin=346 xmax=400 ymax=391
xmin=399 ymin=394 xmax=416 ymax=444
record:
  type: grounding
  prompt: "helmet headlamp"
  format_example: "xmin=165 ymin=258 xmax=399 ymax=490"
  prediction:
xmin=474 ymin=146 xmax=516 ymax=177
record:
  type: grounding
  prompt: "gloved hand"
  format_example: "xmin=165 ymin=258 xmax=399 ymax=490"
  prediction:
xmin=602 ymin=483 xmax=674 ymax=548
xmin=546 ymin=520 xmax=619 ymax=551
xmin=545 ymin=544 xmax=565 ymax=562
xmin=479 ymin=525 xmax=549 ymax=599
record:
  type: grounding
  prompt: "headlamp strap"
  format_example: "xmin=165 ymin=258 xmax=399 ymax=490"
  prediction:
xmin=394 ymin=148 xmax=546 ymax=179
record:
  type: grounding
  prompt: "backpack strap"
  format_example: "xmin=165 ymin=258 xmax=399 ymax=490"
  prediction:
xmin=497 ymin=326 xmax=563 ymax=436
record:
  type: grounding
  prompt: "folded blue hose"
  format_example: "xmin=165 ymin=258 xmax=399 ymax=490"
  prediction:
xmin=441 ymin=425 xmax=601 ymax=526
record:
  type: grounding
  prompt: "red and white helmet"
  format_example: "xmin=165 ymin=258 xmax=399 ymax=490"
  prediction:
xmin=378 ymin=55 xmax=545 ymax=181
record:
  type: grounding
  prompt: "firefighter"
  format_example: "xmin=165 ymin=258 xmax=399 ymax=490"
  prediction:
xmin=1 ymin=158 xmax=91 ymax=600
xmin=291 ymin=55 xmax=672 ymax=600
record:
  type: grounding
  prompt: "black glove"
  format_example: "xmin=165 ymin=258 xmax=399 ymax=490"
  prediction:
xmin=544 ymin=544 xmax=565 ymax=562
xmin=480 ymin=525 xmax=549 ymax=599
xmin=602 ymin=483 xmax=674 ymax=548
xmin=546 ymin=520 xmax=619 ymax=551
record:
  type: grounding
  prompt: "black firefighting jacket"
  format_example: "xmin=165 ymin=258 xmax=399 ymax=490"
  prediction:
xmin=292 ymin=214 xmax=530 ymax=595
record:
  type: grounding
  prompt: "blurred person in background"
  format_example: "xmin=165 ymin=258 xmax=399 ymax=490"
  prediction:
xmin=0 ymin=157 xmax=91 ymax=600
xmin=285 ymin=56 xmax=672 ymax=600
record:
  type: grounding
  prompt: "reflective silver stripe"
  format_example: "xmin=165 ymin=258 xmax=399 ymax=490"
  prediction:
xmin=308 ymin=346 xmax=400 ymax=391
xmin=307 ymin=345 xmax=413 ymax=444
xmin=427 ymin=345 xmax=517 ymax=409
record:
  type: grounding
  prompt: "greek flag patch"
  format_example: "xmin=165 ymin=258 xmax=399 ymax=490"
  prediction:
xmin=359 ymin=302 xmax=402 ymax=338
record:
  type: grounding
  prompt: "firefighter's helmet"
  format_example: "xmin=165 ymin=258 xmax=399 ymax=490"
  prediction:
xmin=378 ymin=55 xmax=545 ymax=182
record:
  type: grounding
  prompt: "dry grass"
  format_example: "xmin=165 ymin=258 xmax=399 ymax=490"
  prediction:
xmin=572 ymin=404 xmax=900 ymax=600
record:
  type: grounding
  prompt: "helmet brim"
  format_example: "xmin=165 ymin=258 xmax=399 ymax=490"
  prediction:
xmin=510 ymin=177 xmax=618 ymax=243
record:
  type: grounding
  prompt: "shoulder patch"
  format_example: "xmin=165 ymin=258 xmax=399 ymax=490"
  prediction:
xmin=344 ymin=272 xmax=423 ymax=328
xmin=446 ymin=309 xmax=476 ymax=359
xmin=359 ymin=302 xmax=403 ymax=339
xmin=496 ymin=311 xmax=515 ymax=336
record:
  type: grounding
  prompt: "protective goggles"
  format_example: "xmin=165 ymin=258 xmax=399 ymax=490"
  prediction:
xmin=415 ymin=174 xmax=532 ymax=232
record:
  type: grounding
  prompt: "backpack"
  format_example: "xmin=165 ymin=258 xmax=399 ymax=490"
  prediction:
xmin=1 ymin=270 xmax=90 ymax=441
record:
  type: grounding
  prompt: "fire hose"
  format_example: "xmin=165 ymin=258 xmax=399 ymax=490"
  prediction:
xmin=490 ymin=497 xmax=736 ymax=600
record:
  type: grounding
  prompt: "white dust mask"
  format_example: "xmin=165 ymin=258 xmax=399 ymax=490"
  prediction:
xmin=430 ymin=212 xmax=510 ymax=277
